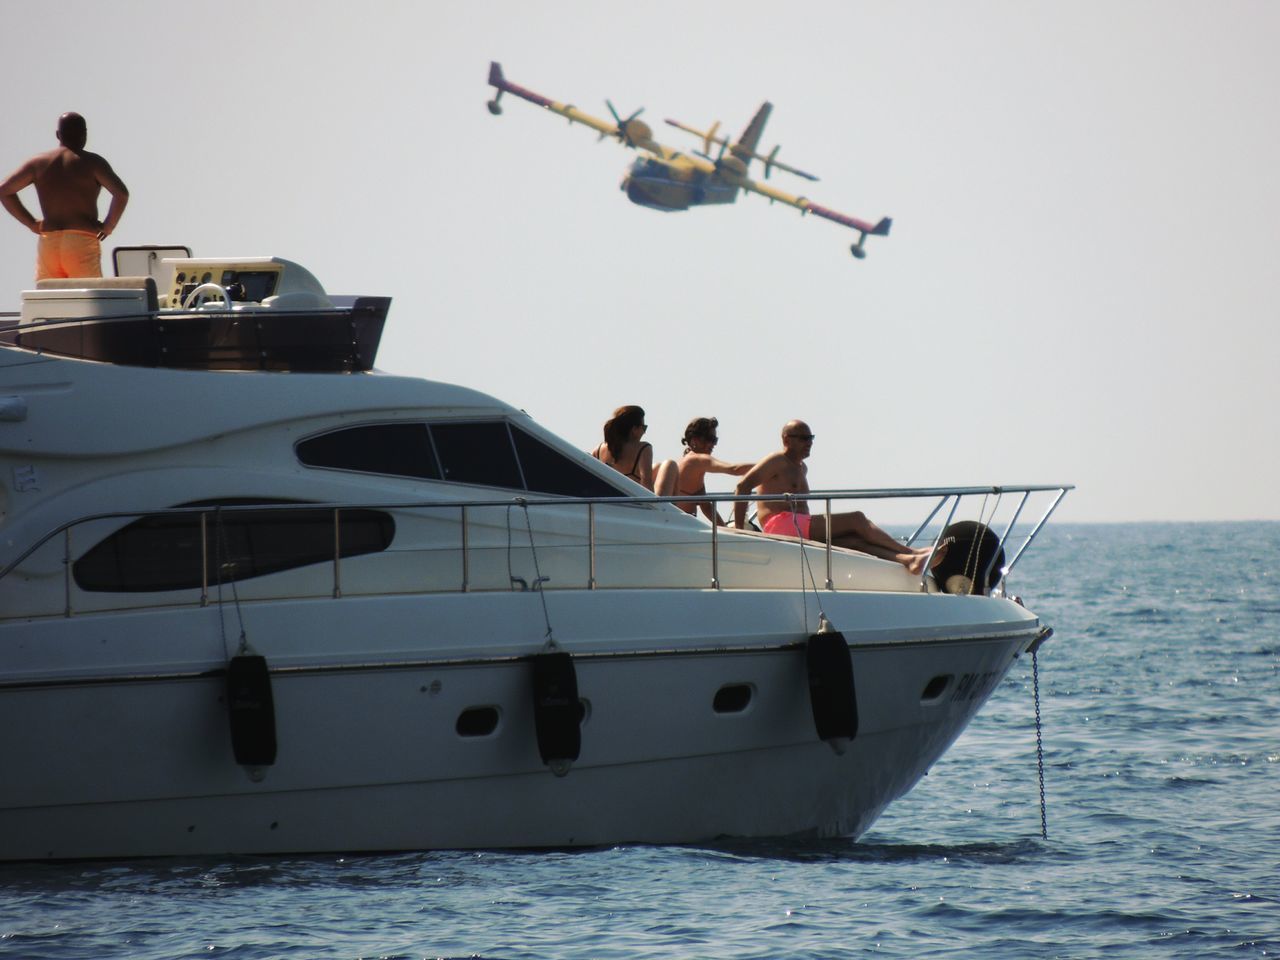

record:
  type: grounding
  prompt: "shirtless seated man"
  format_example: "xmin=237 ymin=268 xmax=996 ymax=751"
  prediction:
xmin=654 ymin=417 xmax=753 ymax=524
xmin=733 ymin=419 xmax=943 ymax=575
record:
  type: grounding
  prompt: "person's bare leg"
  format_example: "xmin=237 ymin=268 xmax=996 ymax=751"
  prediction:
xmin=828 ymin=534 xmax=941 ymax=572
xmin=653 ymin=459 xmax=679 ymax=497
xmin=814 ymin=511 xmax=916 ymax=556
xmin=813 ymin=514 xmax=947 ymax=573
xmin=903 ymin=544 xmax=950 ymax=575
xmin=698 ymin=501 xmax=723 ymax=524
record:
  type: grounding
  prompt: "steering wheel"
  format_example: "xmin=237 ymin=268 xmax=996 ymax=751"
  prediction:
xmin=182 ymin=282 xmax=232 ymax=310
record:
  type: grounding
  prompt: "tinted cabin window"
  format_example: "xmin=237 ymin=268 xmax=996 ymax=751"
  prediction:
xmin=296 ymin=419 xmax=624 ymax=497
xmin=430 ymin=422 xmax=523 ymax=489
xmin=297 ymin=423 xmax=439 ymax=479
xmin=74 ymin=502 xmax=394 ymax=592
xmin=512 ymin=427 xmax=622 ymax=498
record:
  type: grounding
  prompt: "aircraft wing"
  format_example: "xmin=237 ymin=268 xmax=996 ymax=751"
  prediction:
xmin=744 ymin=177 xmax=892 ymax=258
xmin=488 ymin=61 xmax=889 ymax=259
xmin=488 ymin=62 xmax=657 ymax=152
xmin=664 ymin=118 xmax=819 ymax=181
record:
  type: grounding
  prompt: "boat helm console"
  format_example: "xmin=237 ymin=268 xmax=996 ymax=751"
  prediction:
xmin=1 ymin=245 xmax=387 ymax=372
xmin=149 ymin=256 xmax=331 ymax=312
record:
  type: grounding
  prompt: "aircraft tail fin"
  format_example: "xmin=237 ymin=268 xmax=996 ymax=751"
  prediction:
xmin=733 ymin=102 xmax=772 ymax=162
xmin=489 ymin=61 xmax=505 ymax=88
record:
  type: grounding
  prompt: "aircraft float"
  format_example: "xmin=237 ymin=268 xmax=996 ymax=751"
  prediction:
xmin=486 ymin=62 xmax=891 ymax=259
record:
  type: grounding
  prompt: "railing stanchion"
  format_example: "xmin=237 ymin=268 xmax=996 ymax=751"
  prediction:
xmin=461 ymin=505 xmax=470 ymax=593
xmin=920 ymin=495 xmax=962 ymax=592
xmin=999 ymin=491 xmax=1031 ymax=558
xmin=1004 ymin=487 xmax=1070 ymax=575
xmin=711 ymin=511 xmax=720 ymax=589
xmin=588 ymin=502 xmax=597 ymax=590
xmin=200 ymin=512 xmax=209 ymax=607
xmin=63 ymin=528 xmax=72 ymax=618
xmin=992 ymin=491 xmax=1030 ymax=591
xmin=332 ymin=508 xmax=342 ymax=598
xmin=825 ymin=497 xmax=834 ymax=590
xmin=908 ymin=495 xmax=949 ymax=548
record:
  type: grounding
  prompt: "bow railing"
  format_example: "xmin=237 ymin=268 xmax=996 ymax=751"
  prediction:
xmin=0 ymin=484 xmax=1071 ymax=619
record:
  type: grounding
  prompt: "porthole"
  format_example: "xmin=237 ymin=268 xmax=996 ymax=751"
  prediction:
xmin=920 ymin=674 xmax=953 ymax=703
xmin=456 ymin=706 xmax=500 ymax=737
xmin=713 ymin=683 xmax=753 ymax=714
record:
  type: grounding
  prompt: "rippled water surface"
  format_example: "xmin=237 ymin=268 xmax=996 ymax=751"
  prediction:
xmin=2 ymin=523 xmax=1277 ymax=958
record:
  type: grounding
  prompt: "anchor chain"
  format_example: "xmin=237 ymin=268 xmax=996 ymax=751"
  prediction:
xmin=1032 ymin=644 xmax=1048 ymax=839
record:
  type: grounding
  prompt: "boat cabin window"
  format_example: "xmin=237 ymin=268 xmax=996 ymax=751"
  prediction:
xmin=509 ymin=426 xmax=619 ymax=498
xmin=73 ymin=500 xmax=395 ymax=593
xmin=296 ymin=423 xmax=440 ymax=480
xmin=431 ymin=422 xmax=523 ymax=489
xmin=296 ymin=421 xmax=622 ymax=498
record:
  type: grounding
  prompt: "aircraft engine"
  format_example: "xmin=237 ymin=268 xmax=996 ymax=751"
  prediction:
xmin=716 ymin=154 xmax=747 ymax=184
xmin=605 ymin=100 xmax=652 ymax=149
xmin=621 ymin=118 xmax=652 ymax=146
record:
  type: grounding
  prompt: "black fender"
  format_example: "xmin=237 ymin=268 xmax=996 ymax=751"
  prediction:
xmin=932 ymin=521 xmax=1006 ymax=595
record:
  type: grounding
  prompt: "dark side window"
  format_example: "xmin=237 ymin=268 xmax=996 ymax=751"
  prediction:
xmin=296 ymin=421 xmax=622 ymax=498
xmin=512 ymin=427 xmax=620 ymax=498
xmin=431 ymin=421 xmax=523 ymax=488
xmin=296 ymin=422 xmax=439 ymax=479
xmin=73 ymin=500 xmax=395 ymax=593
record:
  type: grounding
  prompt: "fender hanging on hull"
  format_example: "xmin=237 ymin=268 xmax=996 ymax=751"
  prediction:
xmin=226 ymin=654 xmax=277 ymax=768
xmin=531 ymin=651 xmax=581 ymax=776
xmin=805 ymin=629 xmax=858 ymax=752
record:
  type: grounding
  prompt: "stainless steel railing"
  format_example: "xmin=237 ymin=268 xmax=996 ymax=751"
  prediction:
xmin=0 ymin=484 xmax=1072 ymax=618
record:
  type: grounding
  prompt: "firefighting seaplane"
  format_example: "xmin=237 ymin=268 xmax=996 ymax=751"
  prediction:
xmin=486 ymin=62 xmax=892 ymax=259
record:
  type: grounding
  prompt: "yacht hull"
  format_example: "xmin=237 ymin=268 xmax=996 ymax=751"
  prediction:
xmin=0 ymin=266 xmax=1068 ymax=860
xmin=0 ymin=589 xmax=1035 ymax=860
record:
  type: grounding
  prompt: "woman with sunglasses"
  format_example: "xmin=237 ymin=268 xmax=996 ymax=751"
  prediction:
xmin=591 ymin=405 xmax=656 ymax=489
xmin=664 ymin=416 xmax=753 ymax=524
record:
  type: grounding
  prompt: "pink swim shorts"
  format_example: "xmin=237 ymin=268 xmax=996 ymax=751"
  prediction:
xmin=762 ymin=511 xmax=812 ymax=538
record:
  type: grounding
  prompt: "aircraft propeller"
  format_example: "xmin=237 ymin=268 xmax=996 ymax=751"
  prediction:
xmin=711 ymin=137 xmax=747 ymax=184
xmin=605 ymin=100 xmax=651 ymax=148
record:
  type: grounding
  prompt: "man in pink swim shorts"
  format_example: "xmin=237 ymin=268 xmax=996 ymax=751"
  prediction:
xmin=734 ymin=420 xmax=943 ymax=575
xmin=1 ymin=112 xmax=129 ymax=280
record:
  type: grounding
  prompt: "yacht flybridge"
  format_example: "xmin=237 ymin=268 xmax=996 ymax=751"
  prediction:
xmin=0 ymin=249 xmax=1070 ymax=860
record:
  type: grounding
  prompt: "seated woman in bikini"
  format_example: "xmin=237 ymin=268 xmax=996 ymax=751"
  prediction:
xmin=653 ymin=417 xmax=753 ymax=524
xmin=591 ymin=405 xmax=657 ymax=489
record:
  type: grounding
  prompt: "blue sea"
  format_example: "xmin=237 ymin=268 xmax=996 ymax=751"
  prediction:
xmin=1 ymin=522 xmax=1277 ymax=959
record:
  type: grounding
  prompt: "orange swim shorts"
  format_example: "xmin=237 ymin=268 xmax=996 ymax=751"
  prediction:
xmin=36 ymin=230 xmax=103 ymax=281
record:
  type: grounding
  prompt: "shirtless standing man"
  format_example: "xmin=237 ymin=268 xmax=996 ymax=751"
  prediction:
xmin=733 ymin=419 xmax=941 ymax=574
xmin=1 ymin=112 xmax=129 ymax=280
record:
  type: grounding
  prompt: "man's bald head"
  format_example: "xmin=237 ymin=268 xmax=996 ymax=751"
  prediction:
xmin=56 ymin=113 xmax=87 ymax=151
xmin=778 ymin=417 xmax=808 ymax=440
xmin=781 ymin=420 xmax=815 ymax=459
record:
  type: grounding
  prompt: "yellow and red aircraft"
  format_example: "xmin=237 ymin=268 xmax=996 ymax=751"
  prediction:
xmin=486 ymin=62 xmax=892 ymax=259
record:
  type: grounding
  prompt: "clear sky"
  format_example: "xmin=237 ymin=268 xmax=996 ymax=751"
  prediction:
xmin=2 ymin=0 xmax=1276 ymax=522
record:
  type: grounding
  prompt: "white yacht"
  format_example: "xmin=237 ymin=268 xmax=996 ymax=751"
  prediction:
xmin=0 ymin=249 xmax=1070 ymax=860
